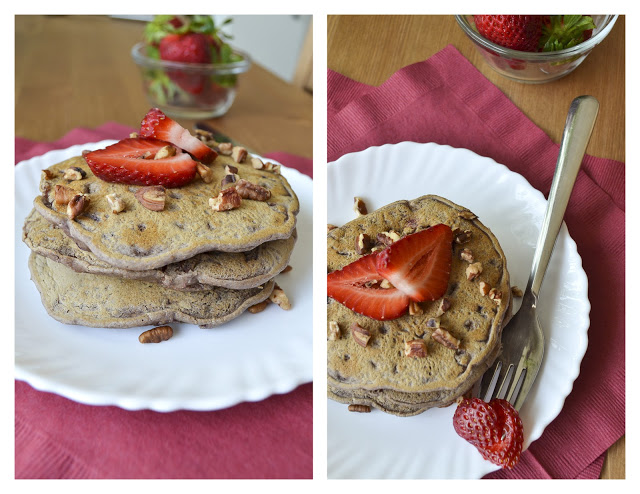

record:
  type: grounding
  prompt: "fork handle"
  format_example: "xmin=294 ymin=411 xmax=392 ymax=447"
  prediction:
xmin=526 ymin=96 xmax=599 ymax=303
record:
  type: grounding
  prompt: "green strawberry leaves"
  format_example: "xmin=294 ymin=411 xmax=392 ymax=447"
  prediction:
xmin=540 ymin=15 xmax=596 ymax=51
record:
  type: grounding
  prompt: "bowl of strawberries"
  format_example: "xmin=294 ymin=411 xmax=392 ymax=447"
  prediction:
xmin=456 ymin=15 xmax=617 ymax=83
xmin=131 ymin=15 xmax=251 ymax=119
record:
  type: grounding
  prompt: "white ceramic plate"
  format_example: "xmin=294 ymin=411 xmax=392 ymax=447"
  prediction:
xmin=327 ymin=142 xmax=590 ymax=479
xmin=15 ymin=140 xmax=313 ymax=412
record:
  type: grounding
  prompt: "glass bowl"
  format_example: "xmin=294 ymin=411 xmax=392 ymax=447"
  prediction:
xmin=455 ymin=15 xmax=618 ymax=83
xmin=131 ymin=41 xmax=251 ymax=119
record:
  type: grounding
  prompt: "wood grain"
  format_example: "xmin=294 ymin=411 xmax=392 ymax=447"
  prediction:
xmin=328 ymin=15 xmax=624 ymax=162
xmin=328 ymin=14 xmax=625 ymax=479
xmin=15 ymin=15 xmax=313 ymax=158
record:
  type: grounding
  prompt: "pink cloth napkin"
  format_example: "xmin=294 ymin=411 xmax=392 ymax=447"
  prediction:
xmin=15 ymin=123 xmax=313 ymax=479
xmin=328 ymin=45 xmax=625 ymax=479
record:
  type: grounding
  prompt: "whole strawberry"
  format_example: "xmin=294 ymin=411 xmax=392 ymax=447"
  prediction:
xmin=474 ymin=15 xmax=543 ymax=52
xmin=453 ymin=397 xmax=524 ymax=469
xmin=159 ymin=32 xmax=212 ymax=64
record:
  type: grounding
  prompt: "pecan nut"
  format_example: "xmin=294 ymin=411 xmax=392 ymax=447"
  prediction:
xmin=350 ymin=323 xmax=371 ymax=347
xmin=435 ymin=297 xmax=451 ymax=316
xmin=196 ymin=162 xmax=214 ymax=183
xmin=489 ymin=288 xmax=503 ymax=305
xmin=269 ymin=284 xmax=291 ymax=310
xmin=54 ymin=184 xmax=77 ymax=205
xmin=376 ymin=231 xmax=401 ymax=246
xmin=353 ymin=196 xmax=368 ymax=216
xmin=221 ymin=173 xmax=238 ymax=188
xmin=154 ymin=145 xmax=176 ymax=160
xmin=458 ymin=210 xmax=477 ymax=220
xmin=235 ymin=179 xmax=271 ymax=201
xmin=218 ymin=142 xmax=233 ymax=156
xmin=247 ymin=300 xmax=270 ymax=313
xmin=348 ymin=404 xmax=371 ymax=413
xmin=466 ymin=262 xmax=483 ymax=281
xmin=138 ymin=325 xmax=173 ymax=344
xmin=431 ymin=328 xmax=460 ymax=350
xmin=251 ymin=157 xmax=265 ymax=170
xmin=210 ymin=187 xmax=242 ymax=211
xmin=105 ymin=193 xmax=125 ymax=214
xmin=135 ymin=185 xmax=166 ymax=211
xmin=355 ymin=233 xmax=373 ymax=255
xmin=328 ymin=321 xmax=341 ymax=340
xmin=231 ymin=146 xmax=248 ymax=163
xmin=63 ymin=166 xmax=86 ymax=181
xmin=408 ymin=300 xmax=423 ymax=316
xmin=404 ymin=339 xmax=428 ymax=358
xmin=453 ymin=228 xmax=472 ymax=244
xmin=67 ymin=194 xmax=90 ymax=220
xmin=459 ymin=248 xmax=474 ymax=263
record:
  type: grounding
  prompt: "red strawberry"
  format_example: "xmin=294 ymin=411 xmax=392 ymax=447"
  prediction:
xmin=327 ymin=253 xmax=410 ymax=321
xmin=453 ymin=398 xmax=524 ymax=469
xmin=474 ymin=15 xmax=543 ymax=52
xmin=159 ymin=32 xmax=212 ymax=94
xmin=83 ymin=137 xmax=198 ymax=188
xmin=140 ymin=108 xmax=217 ymax=164
xmin=159 ymin=32 xmax=211 ymax=64
xmin=375 ymin=224 xmax=453 ymax=302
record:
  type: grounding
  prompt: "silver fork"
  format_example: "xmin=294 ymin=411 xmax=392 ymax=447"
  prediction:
xmin=477 ymin=95 xmax=599 ymax=411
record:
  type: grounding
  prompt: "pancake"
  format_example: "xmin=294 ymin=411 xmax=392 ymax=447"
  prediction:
xmin=23 ymin=208 xmax=295 ymax=290
xmin=33 ymin=153 xmax=299 ymax=270
xmin=28 ymin=253 xmax=275 ymax=329
xmin=327 ymin=195 xmax=511 ymax=415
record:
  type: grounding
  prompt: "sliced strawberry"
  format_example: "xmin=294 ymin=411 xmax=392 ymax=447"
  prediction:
xmin=83 ymin=137 xmax=198 ymax=188
xmin=140 ymin=108 xmax=217 ymax=164
xmin=453 ymin=398 xmax=524 ymax=469
xmin=327 ymin=253 xmax=410 ymax=321
xmin=375 ymin=224 xmax=453 ymax=302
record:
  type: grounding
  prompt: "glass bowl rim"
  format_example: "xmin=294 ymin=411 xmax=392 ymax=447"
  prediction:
xmin=131 ymin=41 xmax=252 ymax=74
xmin=455 ymin=15 xmax=618 ymax=60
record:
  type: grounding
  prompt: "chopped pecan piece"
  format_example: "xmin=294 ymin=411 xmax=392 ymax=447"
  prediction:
xmin=135 ymin=185 xmax=166 ymax=211
xmin=218 ymin=142 xmax=233 ymax=155
xmin=105 ymin=193 xmax=125 ymax=214
xmin=355 ymin=233 xmax=373 ymax=255
xmin=54 ymin=184 xmax=77 ymax=205
xmin=348 ymin=404 xmax=371 ymax=413
xmin=466 ymin=262 xmax=483 ymax=281
xmin=435 ymin=297 xmax=451 ymax=316
xmin=269 ymin=284 xmax=291 ymax=310
xmin=478 ymin=281 xmax=491 ymax=296
xmin=41 ymin=169 xmax=56 ymax=180
xmin=225 ymin=164 xmax=239 ymax=175
xmin=196 ymin=162 xmax=214 ymax=183
xmin=209 ymin=187 xmax=242 ymax=212
xmin=139 ymin=325 xmax=173 ymax=344
xmin=67 ymin=194 xmax=90 ymax=220
xmin=63 ymin=167 xmax=86 ymax=181
xmin=431 ymin=328 xmax=460 ymax=350
xmin=453 ymin=228 xmax=472 ymax=244
xmin=327 ymin=224 xmax=338 ymax=233
xmin=247 ymin=300 xmax=270 ymax=313
xmin=376 ymin=230 xmax=401 ymax=246
xmin=221 ymin=173 xmax=238 ymax=188
xmin=235 ymin=179 xmax=271 ymax=201
xmin=353 ymin=196 xmax=368 ymax=216
xmin=511 ymin=286 xmax=524 ymax=298
xmin=231 ymin=146 xmax=248 ymax=163
xmin=251 ymin=157 xmax=265 ymax=170
xmin=458 ymin=210 xmax=477 ymax=220
xmin=459 ymin=248 xmax=474 ymax=263
xmin=154 ymin=145 xmax=176 ymax=160
xmin=281 ymin=265 xmax=293 ymax=274
xmin=350 ymin=323 xmax=371 ymax=347
xmin=404 ymin=339 xmax=427 ymax=358
xmin=489 ymin=288 xmax=503 ymax=305
xmin=263 ymin=162 xmax=281 ymax=173
xmin=408 ymin=300 xmax=423 ymax=316
xmin=328 ymin=321 xmax=341 ymax=340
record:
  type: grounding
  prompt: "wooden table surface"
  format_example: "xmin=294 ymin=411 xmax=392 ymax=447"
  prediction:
xmin=328 ymin=15 xmax=625 ymax=479
xmin=15 ymin=15 xmax=313 ymax=159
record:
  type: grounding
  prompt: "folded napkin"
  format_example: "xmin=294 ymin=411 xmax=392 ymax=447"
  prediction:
xmin=14 ymin=123 xmax=313 ymax=479
xmin=328 ymin=44 xmax=624 ymax=479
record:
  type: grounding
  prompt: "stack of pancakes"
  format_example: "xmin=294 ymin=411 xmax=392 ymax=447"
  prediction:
xmin=327 ymin=195 xmax=511 ymax=416
xmin=23 ymin=148 xmax=298 ymax=329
